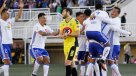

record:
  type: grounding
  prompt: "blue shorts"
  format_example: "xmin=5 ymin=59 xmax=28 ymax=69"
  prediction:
xmin=107 ymin=45 xmax=120 ymax=60
xmin=89 ymin=42 xmax=104 ymax=58
xmin=77 ymin=51 xmax=86 ymax=61
xmin=0 ymin=44 xmax=12 ymax=61
xmin=86 ymin=31 xmax=108 ymax=45
xmin=30 ymin=48 xmax=49 ymax=60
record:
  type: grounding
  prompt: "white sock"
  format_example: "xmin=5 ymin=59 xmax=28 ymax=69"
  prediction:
xmin=86 ymin=63 xmax=94 ymax=76
xmin=43 ymin=65 xmax=49 ymax=76
xmin=112 ymin=69 xmax=116 ymax=76
xmin=102 ymin=46 xmax=110 ymax=60
xmin=2 ymin=65 xmax=9 ymax=76
xmin=111 ymin=64 xmax=121 ymax=76
xmin=94 ymin=62 xmax=100 ymax=76
xmin=32 ymin=61 xmax=40 ymax=75
xmin=80 ymin=65 xmax=85 ymax=76
xmin=102 ymin=64 xmax=107 ymax=76
xmin=0 ymin=66 xmax=4 ymax=74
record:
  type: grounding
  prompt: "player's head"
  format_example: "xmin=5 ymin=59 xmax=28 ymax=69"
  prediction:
xmin=84 ymin=9 xmax=92 ymax=18
xmin=95 ymin=4 xmax=103 ymax=10
xmin=62 ymin=8 xmax=73 ymax=19
xmin=76 ymin=12 xmax=84 ymax=24
xmin=1 ymin=8 xmax=10 ymax=20
xmin=111 ymin=7 xmax=121 ymax=18
xmin=38 ymin=13 xmax=46 ymax=25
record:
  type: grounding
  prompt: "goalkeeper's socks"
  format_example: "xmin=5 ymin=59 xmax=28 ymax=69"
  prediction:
xmin=72 ymin=67 xmax=78 ymax=76
xmin=66 ymin=65 xmax=72 ymax=76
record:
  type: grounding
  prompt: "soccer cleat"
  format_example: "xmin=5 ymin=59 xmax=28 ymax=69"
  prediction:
xmin=97 ymin=59 xmax=107 ymax=71
xmin=31 ymin=74 xmax=36 ymax=76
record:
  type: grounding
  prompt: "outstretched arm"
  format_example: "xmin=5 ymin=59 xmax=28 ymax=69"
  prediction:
xmin=15 ymin=1 xmax=24 ymax=21
xmin=110 ymin=25 xmax=131 ymax=35
xmin=0 ymin=0 xmax=7 ymax=14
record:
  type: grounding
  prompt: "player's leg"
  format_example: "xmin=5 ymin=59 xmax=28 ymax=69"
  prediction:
xmin=64 ymin=46 xmax=72 ymax=76
xmin=77 ymin=51 xmax=86 ymax=76
xmin=65 ymin=46 xmax=78 ymax=76
xmin=86 ymin=42 xmax=98 ymax=76
xmin=71 ymin=46 xmax=79 ymax=76
xmin=108 ymin=45 xmax=121 ymax=76
xmin=30 ymin=48 xmax=42 ymax=76
xmin=31 ymin=60 xmax=40 ymax=76
xmin=86 ymin=62 xmax=94 ymax=76
xmin=0 ymin=44 xmax=11 ymax=76
xmin=42 ymin=49 xmax=50 ymax=76
xmin=86 ymin=31 xmax=110 ymax=61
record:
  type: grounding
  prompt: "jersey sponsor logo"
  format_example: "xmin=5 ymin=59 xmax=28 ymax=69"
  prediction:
xmin=70 ymin=50 xmax=74 ymax=56
xmin=63 ymin=27 xmax=72 ymax=34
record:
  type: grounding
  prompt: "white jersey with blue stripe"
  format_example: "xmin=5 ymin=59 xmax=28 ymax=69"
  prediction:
xmin=109 ymin=17 xmax=121 ymax=45
xmin=78 ymin=24 xmax=86 ymax=51
xmin=104 ymin=17 xmax=130 ymax=45
xmin=0 ymin=18 xmax=15 ymax=44
xmin=84 ymin=10 xmax=110 ymax=32
xmin=30 ymin=23 xmax=53 ymax=49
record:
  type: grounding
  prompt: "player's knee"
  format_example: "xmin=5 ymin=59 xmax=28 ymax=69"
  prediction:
xmin=81 ymin=61 xmax=85 ymax=65
xmin=43 ymin=56 xmax=50 ymax=64
xmin=37 ymin=57 xmax=43 ymax=63
xmin=104 ymin=42 xmax=110 ymax=47
xmin=108 ymin=60 xmax=114 ymax=65
xmin=65 ymin=60 xmax=72 ymax=66
xmin=3 ymin=59 xmax=10 ymax=65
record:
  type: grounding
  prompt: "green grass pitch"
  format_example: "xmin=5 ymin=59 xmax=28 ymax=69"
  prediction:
xmin=0 ymin=64 xmax=136 ymax=76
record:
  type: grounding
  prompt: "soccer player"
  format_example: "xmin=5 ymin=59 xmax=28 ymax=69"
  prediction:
xmin=106 ymin=7 xmax=131 ymax=76
xmin=85 ymin=40 xmax=105 ymax=76
xmin=59 ymin=8 xmax=80 ymax=76
xmin=30 ymin=13 xmax=58 ymax=76
xmin=85 ymin=4 xmax=113 ymax=70
xmin=76 ymin=12 xmax=86 ymax=76
xmin=0 ymin=1 xmax=24 ymax=76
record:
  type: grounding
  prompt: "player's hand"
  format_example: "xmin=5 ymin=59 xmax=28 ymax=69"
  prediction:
xmin=3 ymin=0 xmax=7 ymax=7
xmin=59 ymin=34 xmax=67 ymax=39
xmin=4 ymin=0 xmax=7 ymax=3
xmin=90 ymin=14 xmax=95 ymax=20
xmin=19 ymin=1 xmax=24 ymax=8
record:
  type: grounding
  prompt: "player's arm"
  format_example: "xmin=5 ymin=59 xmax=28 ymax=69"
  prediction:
xmin=0 ymin=0 xmax=7 ymax=14
xmin=38 ymin=31 xmax=51 ymax=36
xmin=50 ymin=29 xmax=59 ymax=36
xmin=110 ymin=25 xmax=131 ymax=35
xmin=15 ymin=1 xmax=24 ymax=21
xmin=59 ymin=29 xmax=67 ymax=39
xmin=80 ymin=25 xmax=85 ymax=34
xmin=90 ymin=12 xmax=113 ymax=24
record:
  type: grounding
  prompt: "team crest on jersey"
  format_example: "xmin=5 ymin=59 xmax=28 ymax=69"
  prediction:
xmin=63 ymin=27 xmax=72 ymax=34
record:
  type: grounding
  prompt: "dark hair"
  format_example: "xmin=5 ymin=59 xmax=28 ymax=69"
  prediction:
xmin=84 ymin=9 xmax=92 ymax=16
xmin=1 ymin=8 xmax=9 ymax=15
xmin=38 ymin=13 xmax=45 ymax=19
xmin=63 ymin=8 xmax=73 ymax=15
xmin=114 ymin=7 xmax=121 ymax=14
xmin=95 ymin=4 xmax=103 ymax=10
xmin=76 ymin=12 xmax=83 ymax=17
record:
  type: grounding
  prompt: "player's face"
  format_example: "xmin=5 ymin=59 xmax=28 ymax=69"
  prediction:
xmin=3 ymin=11 xmax=10 ymax=20
xmin=111 ymin=8 xmax=119 ymax=18
xmin=62 ymin=9 xmax=68 ymax=19
xmin=39 ymin=16 xmax=47 ymax=24
xmin=77 ymin=14 xmax=84 ymax=24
